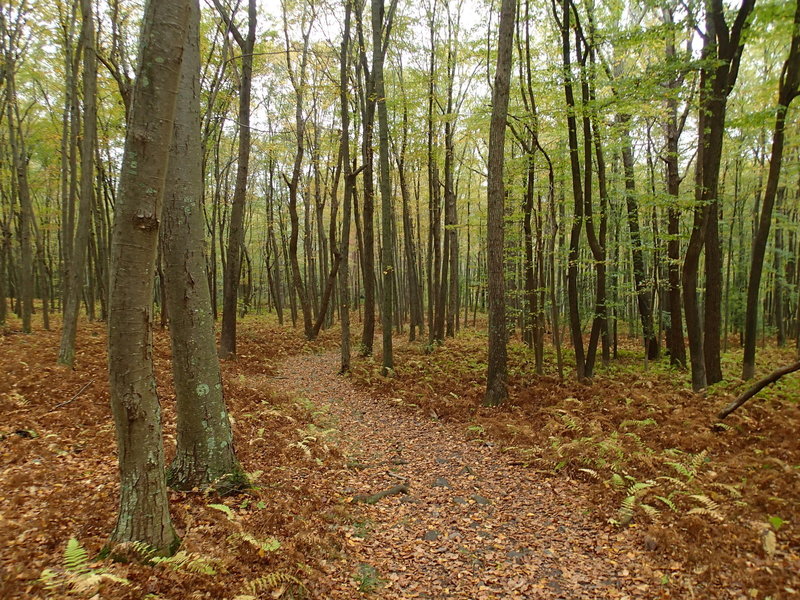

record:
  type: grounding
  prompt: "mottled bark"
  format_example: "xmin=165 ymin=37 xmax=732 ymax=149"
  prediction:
xmin=163 ymin=0 xmax=245 ymax=494
xmin=107 ymin=0 xmax=189 ymax=555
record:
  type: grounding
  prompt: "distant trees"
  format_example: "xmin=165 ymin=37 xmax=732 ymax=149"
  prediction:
xmin=216 ymin=0 xmax=256 ymax=359
xmin=742 ymin=0 xmax=800 ymax=379
xmin=1 ymin=0 xmax=800 ymax=424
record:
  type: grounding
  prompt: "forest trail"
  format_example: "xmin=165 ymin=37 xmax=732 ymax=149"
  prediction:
xmin=271 ymin=350 xmax=652 ymax=600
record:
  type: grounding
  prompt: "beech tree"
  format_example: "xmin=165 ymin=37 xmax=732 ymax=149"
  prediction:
xmin=106 ymin=0 xmax=188 ymax=554
xmin=162 ymin=0 xmax=245 ymax=493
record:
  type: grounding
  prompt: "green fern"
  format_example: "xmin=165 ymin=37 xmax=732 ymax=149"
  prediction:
xmin=640 ymin=503 xmax=661 ymax=519
xmin=231 ymin=532 xmax=282 ymax=554
xmin=619 ymin=418 xmax=657 ymax=429
xmin=558 ymin=412 xmax=581 ymax=432
xmin=617 ymin=495 xmax=637 ymax=525
xmin=690 ymin=450 xmax=709 ymax=473
xmin=244 ymin=571 xmax=303 ymax=595
xmin=209 ymin=503 xmax=236 ymax=520
xmin=653 ymin=495 xmax=677 ymax=512
xmin=666 ymin=460 xmax=693 ymax=479
xmin=656 ymin=475 xmax=689 ymax=490
xmin=627 ymin=480 xmax=655 ymax=496
xmin=609 ymin=473 xmax=626 ymax=491
xmin=708 ymin=482 xmax=742 ymax=498
xmin=687 ymin=494 xmax=724 ymax=521
xmin=63 ymin=537 xmax=90 ymax=574
xmin=130 ymin=541 xmax=216 ymax=574
xmin=151 ymin=551 xmax=216 ymax=575
xmin=39 ymin=538 xmax=129 ymax=593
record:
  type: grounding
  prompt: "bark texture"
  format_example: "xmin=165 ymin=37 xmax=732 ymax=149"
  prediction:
xmin=107 ymin=0 xmax=189 ymax=555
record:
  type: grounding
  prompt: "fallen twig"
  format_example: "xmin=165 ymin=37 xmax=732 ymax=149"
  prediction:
xmin=717 ymin=361 xmax=800 ymax=419
xmin=352 ymin=483 xmax=409 ymax=504
xmin=51 ymin=380 xmax=94 ymax=411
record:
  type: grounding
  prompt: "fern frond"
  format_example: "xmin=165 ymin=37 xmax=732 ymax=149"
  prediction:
xmin=653 ymin=495 xmax=677 ymax=512
xmin=209 ymin=503 xmax=236 ymax=520
xmin=64 ymin=538 xmax=90 ymax=574
xmin=559 ymin=412 xmax=581 ymax=432
xmin=152 ymin=551 xmax=216 ymax=575
xmin=666 ymin=461 xmax=693 ymax=479
xmin=618 ymin=495 xmax=636 ymax=524
xmin=627 ymin=480 xmax=655 ymax=496
xmin=619 ymin=418 xmax=657 ymax=429
xmin=688 ymin=494 xmax=724 ymax=521
xmin=640 ymin=503 xmax=660 ymax=519
xmin=609 ymin=473 xmax=626 ymax=491
xmin=656 ymin=475 xmax=689 ymax=490
xmin=708 ymin=482 xmax=742 ymax=498
xmin=690 ymin=450 xmax=708 ymax=474
xmin=245 ymin=571 xmax=303 ymax=595
xmin=687 ymin=507 xmax=724 ymax=521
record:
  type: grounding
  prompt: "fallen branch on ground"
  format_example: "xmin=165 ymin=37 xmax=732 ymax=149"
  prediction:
xmin=717 ymin=361 xmax=800 ymax=420
xmin=352 ymin=483 xmax=409 ymax=504
xmin=50 ymin=380 xmax=95 ymax=411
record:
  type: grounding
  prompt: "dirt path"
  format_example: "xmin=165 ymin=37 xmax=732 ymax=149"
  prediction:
xmin=273 ymin=351 xmax=653 ymax=599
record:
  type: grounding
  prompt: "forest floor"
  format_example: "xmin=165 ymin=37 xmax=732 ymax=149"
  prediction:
xmin=1 ymin=313 xmax=798 ymax=599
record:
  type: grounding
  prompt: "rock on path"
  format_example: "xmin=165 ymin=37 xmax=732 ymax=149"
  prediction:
xmin=272 ymin=351 xmax=652 ymax=599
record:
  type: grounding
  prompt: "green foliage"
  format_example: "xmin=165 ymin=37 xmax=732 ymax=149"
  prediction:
xmin=128 ymin=541 xmax=217 ymax=575
xmin=63 ymin=537 xmax=89 ymax=573
xmin=354 ymin=563 xmax=384 ymax=593
xmin=39 ymin=538 xmax=130 ymax=594
xmin=619 ymin=418 xmax=657 ymax=429
xmin=769 ymin=515 xmax=786 ymax=531
xmin=230 ymin=532 xmax=282 ymax=554
xmin=242 ymin=571 xmax=304 ymax=596
xmin=209 ymin=503 xmax=236 ymax=520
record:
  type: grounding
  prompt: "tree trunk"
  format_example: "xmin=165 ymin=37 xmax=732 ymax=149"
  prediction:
xmin=484 ymin=0 xmax=515 ymax=406
xmin=59 ymin=0 xmax=97 ymax=365
xmin=619 ymin=115 xmax=658 ymax=360
xmin=217 ymin=0 xmax=256 ymax=358
xmin=559 ymin=0 xmax=586 ymax=381
xmin=162 ymin=0 xmax=245 ymax=494
xmin=742 ymin=0 xmax=800 ymax=377
xmin=107 ymin=0 xmax=188 ymax=555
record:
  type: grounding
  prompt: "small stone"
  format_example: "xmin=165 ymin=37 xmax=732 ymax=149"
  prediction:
xmin=399 ymin=495 xmax=419 ymax=504
xmin=452 ymin=496 xmax=468 ymax=505
xmin=470 ymin=494 xmax=489 ymax=505
xmin=423 ymin=530 xmax=440 ymax=541
xmin=435 ymin=457 xmax=449 ymax=464
xmin=644 ymin=535 xmax=659 ymax=551
xmin=432 ymin=477 xmax=451 ymax=488
xmin=507 ymin=548 xmax=531 ymax=562
xmin=459 ymin=465 xmax=475 ymax=475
